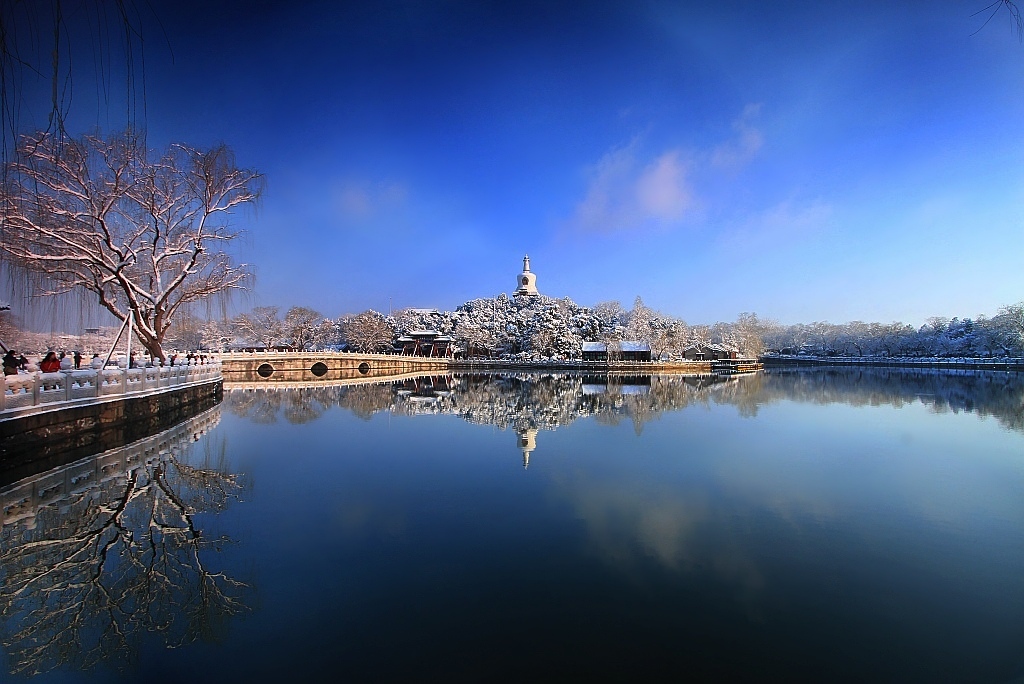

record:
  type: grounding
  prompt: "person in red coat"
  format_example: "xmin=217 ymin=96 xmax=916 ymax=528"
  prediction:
xmin=39 ymin=351 xmax=61 ymax=373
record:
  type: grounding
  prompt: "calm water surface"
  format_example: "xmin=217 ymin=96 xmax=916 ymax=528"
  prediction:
xmin=2 ymin=369 xmax=1023 ymax=682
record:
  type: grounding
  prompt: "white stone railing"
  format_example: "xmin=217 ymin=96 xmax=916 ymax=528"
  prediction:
xmin=218 ymin=350 xmax=405 ymax=358
xmin=0 ymin=362 xmax=222 ymax=414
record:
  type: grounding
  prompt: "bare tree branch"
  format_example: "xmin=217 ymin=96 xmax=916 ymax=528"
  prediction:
xmin=0 ymin=423 xmax=251 ymax=676
xmin=973 ymin=1 xmax=1023 ymax=39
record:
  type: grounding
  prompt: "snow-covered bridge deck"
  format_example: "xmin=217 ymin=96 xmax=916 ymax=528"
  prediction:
xmin=1 ymin=362 xmax=222 ymax=416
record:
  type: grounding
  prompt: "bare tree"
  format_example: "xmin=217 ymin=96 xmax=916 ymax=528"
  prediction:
xmin=341 ymin=311 xmax=394 ymax=352
xmin=232 ymin=306 xmax=285 ymax=349
xmin=0 ymin=130 xmax=262 ymax=361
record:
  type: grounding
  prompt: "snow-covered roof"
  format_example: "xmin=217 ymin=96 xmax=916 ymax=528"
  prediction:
xmin=684 ymin=342 xmax=738 ymax=353
xmin=409 ymin=308 xmax=440 ymax=315
xmin=582 ymin=340 xmax=651 ymax=353
xmin=407 ymin=329 xmax=441 ymax=337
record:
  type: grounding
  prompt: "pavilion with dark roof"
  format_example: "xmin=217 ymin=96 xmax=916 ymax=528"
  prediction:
xmin=395 ymin=330 xmax=456 ymax=358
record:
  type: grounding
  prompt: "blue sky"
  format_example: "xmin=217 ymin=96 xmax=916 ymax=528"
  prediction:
xmin=19 ymin=0 xmax=1024 ymax=325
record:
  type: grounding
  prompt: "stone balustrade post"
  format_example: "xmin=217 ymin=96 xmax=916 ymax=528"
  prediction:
xmin=32 ymin=373 xmax=41 ymax=406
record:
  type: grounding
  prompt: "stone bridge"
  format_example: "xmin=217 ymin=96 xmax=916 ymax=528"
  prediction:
xmin=219 ymin=351 xmax=450 ymax=383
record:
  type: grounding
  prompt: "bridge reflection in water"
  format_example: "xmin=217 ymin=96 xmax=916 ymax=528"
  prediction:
xmin=0 ymin=406 xmax=252 ymax=677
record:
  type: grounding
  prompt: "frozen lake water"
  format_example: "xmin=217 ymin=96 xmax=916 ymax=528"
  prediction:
xmin=2 ymin=369 xmax=1023 ymax=682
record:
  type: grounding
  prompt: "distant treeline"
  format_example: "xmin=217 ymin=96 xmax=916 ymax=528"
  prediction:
xmin=763 ymin=304 xmax=1024 ymax=358
xmin=5 ymin=296 xmax=1023 ymax=362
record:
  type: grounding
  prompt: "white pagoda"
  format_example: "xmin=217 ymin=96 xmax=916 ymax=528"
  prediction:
xmin=514 ymin=255 xmax=539 ymax=296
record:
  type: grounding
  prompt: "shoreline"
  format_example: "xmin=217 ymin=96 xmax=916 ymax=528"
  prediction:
xmin=762 ymin=356 xmax=1024 ymax=372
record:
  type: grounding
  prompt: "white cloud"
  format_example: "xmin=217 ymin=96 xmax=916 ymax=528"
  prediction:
xmin=572 ymin=139 xmax=695 ymax=234
xmin=720 ymin=199 xmax=833 ymax=251
xmin=636 ymin=151 xmax=692 ymax=219
xmin=334 ymin=180 xmax=407 ymax=219
xmin=568 ymin=105 xmax=765 ymax=235
xmin=711 ymin=103 xmax=763 ymax=170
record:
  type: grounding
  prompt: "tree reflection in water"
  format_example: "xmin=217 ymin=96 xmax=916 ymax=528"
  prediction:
xmin=226 ymin=383 xmax=397 ymax=423
xmin=225 ymin=367 xmax=1024 ymax=435
xmin=0 ymin=407 xmax=251 ymax=676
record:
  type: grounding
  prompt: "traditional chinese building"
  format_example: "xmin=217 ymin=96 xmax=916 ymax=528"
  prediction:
xmin=581 ymin=341 xmax=652 ymax=362
xmin=394 ymin=330 xmax=456 ymax=357
xmin=682 ymin=343 xmax=738 ymax=361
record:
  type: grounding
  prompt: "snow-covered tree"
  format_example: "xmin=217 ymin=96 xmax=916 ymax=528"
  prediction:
xmin=0 ymin=131 xmax=262 ymax=362
xmin=341 ymin=311 xmax=394 ymax=352
xmin=625 ymin=296 xmax=653 ymax=343
xmin=593 ymin=300 xmax=626 ymax=329
xmin=733 ymin=312 xmax=770 ymax=358
xmin=995 ymin=302 xmax=1024 ymax=354
xmin=284 ymin=306 xmax=328 ymax=349
xmin=233 ymin=307 xmax=285 ymax=348
xmin=649 ymin=320 xmax=689 ymax=359
xmin=690 ymin=325 xmax=712 ymax=347
xmin=199 ymin=319 xmax=234 ymax=351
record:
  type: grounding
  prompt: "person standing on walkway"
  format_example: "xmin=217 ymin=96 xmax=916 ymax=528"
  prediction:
xmin=73 ymin=350 xmax=82 ymax=369
xmin=3 ymin=350 xmax=19 ymax=375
